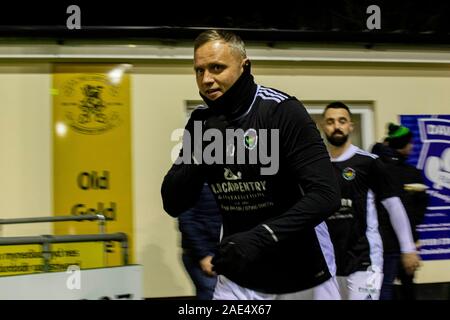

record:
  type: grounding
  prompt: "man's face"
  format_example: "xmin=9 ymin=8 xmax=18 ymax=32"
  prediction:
xmin=194 ymin=40 xmax=247 ymax=100
xmin=322 ymin=108 xmax=353 ymax=147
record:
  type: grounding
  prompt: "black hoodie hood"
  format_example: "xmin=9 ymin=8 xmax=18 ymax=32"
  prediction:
xmin=199 ymin=62 xmax=257 ymax=120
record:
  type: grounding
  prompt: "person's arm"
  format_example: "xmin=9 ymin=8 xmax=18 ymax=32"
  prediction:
xmin=162 ymin=162 xmax=206 ymax=217
xmin=381 ymin=196 xmax=416 ymax=253
xmin=261 ymin=156 xmax=340 ymax=242
xmin=370 ymin=159 xmax=416 ymax=253
xmin=213 ymin=100 xmax=340 ymax=273
xmin=179 ymin=185 xmax=220 ymax=276
xmin=371 ymin=159 xmax=421 ymax=274
xmin=161 ymin=110 xmax=209 ymax=217
xmin=179 ymin=209 xmax=216 ymax=276
xmin=178 ymin=207 xmax=215 ymax=261
xmin=261 ymin=99 xmax=340 ymax=235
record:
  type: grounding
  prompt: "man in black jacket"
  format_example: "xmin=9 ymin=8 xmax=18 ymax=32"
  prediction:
xmin=161 ymin=29 xmax=341 ymax=299
xmin=372 ymin=123 xmax=428 ymax=300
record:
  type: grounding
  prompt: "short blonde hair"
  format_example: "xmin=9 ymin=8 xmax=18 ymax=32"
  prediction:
xmin=194 ymin=29 xmax=247 ymax=58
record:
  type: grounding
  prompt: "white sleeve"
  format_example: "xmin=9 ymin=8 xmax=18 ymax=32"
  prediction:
xmin=366 ymin=190 xmax=383 ymax=269
xmin=381 ymin=196 xmax=416 ymax=253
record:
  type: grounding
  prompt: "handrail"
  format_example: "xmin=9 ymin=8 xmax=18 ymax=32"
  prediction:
xmin=0 ymin=215 xmax=119 ymax=269
xmin=0 ymin=214 xmax=111 ymax=225
xmin=0 ymin=214 xmax=111 ymax=238
xmin=0 ymin=233 xmax=127 ymax=245
xmin=0 ymin=233 xmax=128 ymax=272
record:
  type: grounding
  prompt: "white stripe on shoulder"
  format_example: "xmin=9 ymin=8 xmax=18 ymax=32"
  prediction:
xmin=257 ymin=92 xmax=282 ymax=103
xmin=355 ymin=149 xmax=378 ymax=159
xmin=194 ymin=104 xmax=209 ymax=110
xmin=259 ymin=91 xmax=286 ymax=101
xmin=257 ymin=89 xmax=289 ymax=103
xmin=259 ymin=87 xmax=289 ymax=99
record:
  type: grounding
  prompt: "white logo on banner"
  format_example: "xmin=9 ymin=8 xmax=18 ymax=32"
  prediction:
xmin=425 ymin=148 xmax=450 ymax=190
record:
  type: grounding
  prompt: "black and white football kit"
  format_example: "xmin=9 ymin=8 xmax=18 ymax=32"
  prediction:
xmin=327 ymin=144 xmax=416 ymax=299
xmin=162 ymin=67 xmax=341 ymax=298
xmin=328 ymin=145 xmax=385 ymax=276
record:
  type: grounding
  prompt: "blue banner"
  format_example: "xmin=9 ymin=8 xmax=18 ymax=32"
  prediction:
xmin=400 ymin=115 xmax=450 ymax=260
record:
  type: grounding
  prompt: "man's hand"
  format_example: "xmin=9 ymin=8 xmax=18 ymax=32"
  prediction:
xmin=211 ymin=225 xmax=276 ymax=277
xmin=401 ymin=252 xmax=422 ymax=275
xmin=199 ymin=255 xmax=216 ymax=277
xmin=212 ymin=240 xmax=249 ymax=276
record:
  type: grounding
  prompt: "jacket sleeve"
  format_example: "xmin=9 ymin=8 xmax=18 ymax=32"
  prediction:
xmin=259 ymin=99 xmax=341 ymax=242
xmin=369 ymin=159 xmax=416 ymax=253
xmin=381 ymin=196 xmax=417 ymax=253
xmin=161 ymin=113 xmax=208 ymax=217
xmin=178 ymin=209 xmax=214 ymax=260
xmin=178 ymin=184 xmax=221 ymax=259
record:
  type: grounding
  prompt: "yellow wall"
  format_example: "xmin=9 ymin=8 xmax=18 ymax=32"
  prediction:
xmin=1 ymin=59 xmax=449 ymax=297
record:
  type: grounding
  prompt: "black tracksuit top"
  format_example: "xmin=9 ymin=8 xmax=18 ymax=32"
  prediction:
xmin=162 ymin=83 xmax=340 ymax=293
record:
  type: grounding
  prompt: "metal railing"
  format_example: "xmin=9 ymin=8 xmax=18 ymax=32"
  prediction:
xmin=0 ymin=214 xmax=123 ymax=273
xmin=0 ymin=233 xmax=128 ymax=272
xmin=0 ymin=214 xmax=109 ymax=235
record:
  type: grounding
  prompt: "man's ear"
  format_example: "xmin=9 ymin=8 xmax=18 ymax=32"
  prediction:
xmin=349 ymin=121 xmax=355 ymax=133
xmin=243 ymin=58 xmax=251 ymax=69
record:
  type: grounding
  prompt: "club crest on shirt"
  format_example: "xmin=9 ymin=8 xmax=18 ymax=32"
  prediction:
xmin=224 ymin=167 xmax=242 ymax=180
xmin=342 ymin=167 xmax=356 ymax=181
xmin=244 ymin=128 xmax=258 ymax=150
